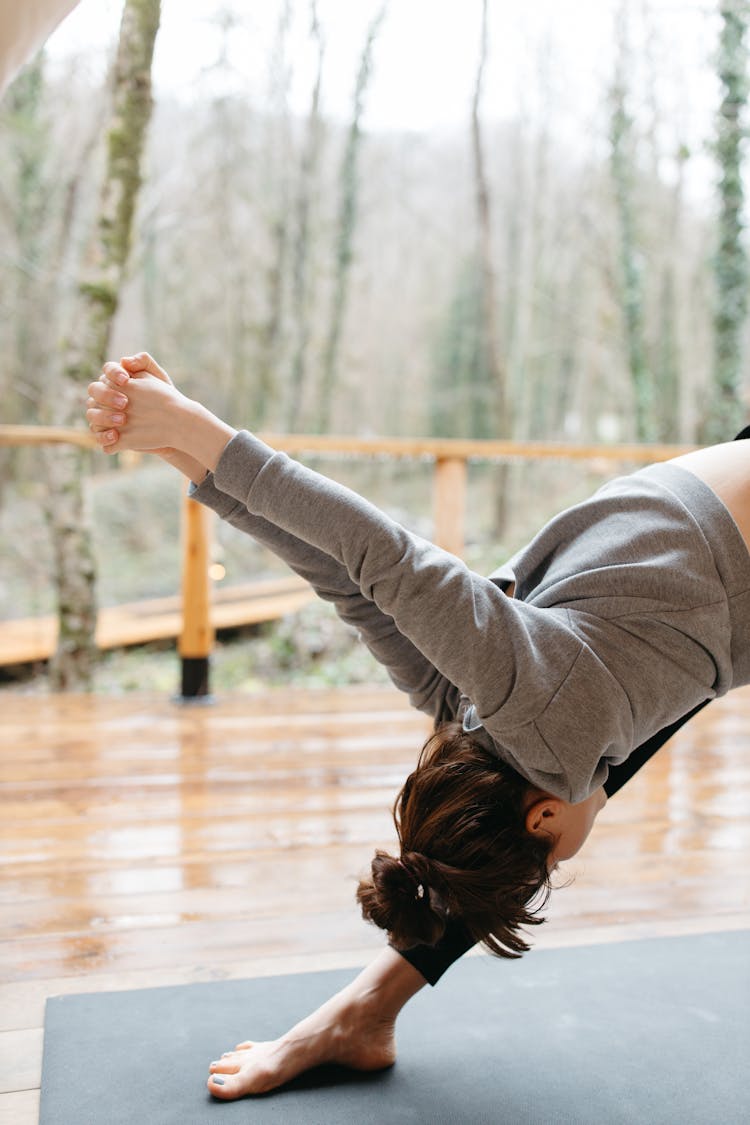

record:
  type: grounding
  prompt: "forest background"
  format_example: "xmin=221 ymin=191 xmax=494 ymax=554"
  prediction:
xmin=1 ymin=0 xmax=749 ymax=693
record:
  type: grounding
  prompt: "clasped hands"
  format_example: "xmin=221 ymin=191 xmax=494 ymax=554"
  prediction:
xmin=85 ymin=352 xmax=185 ymax=455
xmin=86 ymin=353 xmax=237 ymax=482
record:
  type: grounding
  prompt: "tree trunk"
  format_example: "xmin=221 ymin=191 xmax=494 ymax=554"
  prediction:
xmin=609 ymin=3 xmax=653 ymax=441
xmin=1 ymin=54 xmax=48 ymax=499
xmin=317 ymin=3 xmax=387 ymax=433
xmin=287 ymin=0 xmax=325 ymax=431
xmin=705 ymin=1 xmax=750 ymax=442
xmin=471 ymin=0 xmax=506 ymax=433
xmin=47 ymin=0 xmax=161 ymax=690
xmin=256 ymin=0 xmax=293 ymax=427
xmin=471 ymin=0 xmax=509 ymax=530
xmin=654 ymin=145 xmax=689 ymax=441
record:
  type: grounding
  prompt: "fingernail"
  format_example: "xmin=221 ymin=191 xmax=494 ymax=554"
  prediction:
xmin=212 ymin=1077 xmax=225 ymax=1086
xmin=113 ymin=370 xmax=128 ymax=386
xmin=106 ymin=431 xmax=116 ymax=441
xmin=114 ymin=394 xmax=128 ymax=408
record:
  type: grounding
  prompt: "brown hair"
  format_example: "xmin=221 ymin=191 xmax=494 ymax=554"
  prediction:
xmin=356 ymin=719 xmax=555 ymax=958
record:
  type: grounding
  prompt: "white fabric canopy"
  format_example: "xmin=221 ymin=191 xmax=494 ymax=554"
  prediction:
xmin=0 ymin=0 xmax=80 ymax=95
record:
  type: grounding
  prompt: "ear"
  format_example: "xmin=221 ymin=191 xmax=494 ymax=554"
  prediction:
xmin=525 ymin=797 xmax=563 ymax=839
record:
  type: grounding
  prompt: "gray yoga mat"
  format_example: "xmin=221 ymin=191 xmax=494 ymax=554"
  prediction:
xmin=40 ymin=930 xmax=749 ymax=1125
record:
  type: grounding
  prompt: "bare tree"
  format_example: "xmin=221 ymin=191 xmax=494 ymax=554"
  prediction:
xmin=256 ymin=0 xmax=294 ymax=425
xmin=286 ymin=0 xmax=325 ymax=431
xmin=46 ymin=0 xmax=162 ymax=689
xmin=609 ymin=3 xmax=653 ymax=441
xmin=705 ymin=0 xmax=750 ymax=441
xmin=1 ymin=57 xmax=48 ymax=445
xmin=0 ymin=58 xmax=46 ymax=505
xmin=471 ymin=0 xmax=507 ymax=439
xmin=317 ymin=2 xmax=387 ymax=432
xmin=471 ymin=0 xmax=511 ymax=531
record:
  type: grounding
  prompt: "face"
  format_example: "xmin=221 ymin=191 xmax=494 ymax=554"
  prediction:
xmin=550 ymin=786 xmax=608 ymax=863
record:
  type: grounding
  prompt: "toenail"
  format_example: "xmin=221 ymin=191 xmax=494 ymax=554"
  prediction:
xmin=212 ymin=1076 xmax=225 ymax=1085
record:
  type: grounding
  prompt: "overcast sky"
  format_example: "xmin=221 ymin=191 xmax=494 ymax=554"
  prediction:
xmin=44 ymin=3 xmax=714 ymax=117
xmin=45 ymin=0 xmax=721 ymax=200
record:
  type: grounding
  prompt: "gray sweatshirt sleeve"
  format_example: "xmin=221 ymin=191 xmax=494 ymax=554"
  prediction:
xmin=210 ymin=432 xmax=586 ymax=741
xmin=188 ymin=470 xmax=461 ymax=721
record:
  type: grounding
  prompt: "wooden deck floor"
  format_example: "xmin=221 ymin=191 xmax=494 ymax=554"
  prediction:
xmin=1 ymin=685 xmax=749 ymax=1124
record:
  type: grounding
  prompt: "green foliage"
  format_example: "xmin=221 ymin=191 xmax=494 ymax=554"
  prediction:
xmin=78 ymin=280 xmax=118 ymax=318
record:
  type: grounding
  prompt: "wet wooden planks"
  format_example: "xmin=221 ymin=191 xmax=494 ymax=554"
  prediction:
xmin=0 ymin=684 xmax=749 ymax=1123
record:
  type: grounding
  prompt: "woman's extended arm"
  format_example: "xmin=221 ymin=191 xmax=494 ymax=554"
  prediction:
xmin=86 ymin=359 xmax=460 ymax=719
xmin=89 ymin=356 xmax=564 ymax=730
xmin=90 ymin=360 xmax=583 ymax=740
xmin=91 ymin=358 xmax=628 ymax=803
xmin=188 ymin=470 xmax=460 ymax=718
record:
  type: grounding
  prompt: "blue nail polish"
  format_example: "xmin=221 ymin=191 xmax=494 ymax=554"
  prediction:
xmin=212 ymin=1076 xmax=225 ymax=1086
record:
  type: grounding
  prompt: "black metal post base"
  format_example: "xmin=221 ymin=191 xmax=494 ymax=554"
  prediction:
xmin=177 ymin=656 xmax=214 ymax=704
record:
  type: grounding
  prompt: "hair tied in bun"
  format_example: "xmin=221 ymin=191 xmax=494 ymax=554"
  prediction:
xmin=398 ymin=856 xmax=426 ymax=902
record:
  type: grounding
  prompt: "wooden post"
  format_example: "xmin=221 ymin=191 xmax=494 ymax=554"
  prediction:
xmin=178 ymin=493 xmax=214 ymax=700
xmin=433 ymin=457 xmax=467 ymax=558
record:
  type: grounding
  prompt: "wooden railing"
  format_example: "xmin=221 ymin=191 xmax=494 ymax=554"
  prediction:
xmin=0 ymin=424 xmax=694 ymax=695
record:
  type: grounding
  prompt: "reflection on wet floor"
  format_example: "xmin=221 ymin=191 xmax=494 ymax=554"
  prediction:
xmin=1 ymin=686 xmax=748 ymax=981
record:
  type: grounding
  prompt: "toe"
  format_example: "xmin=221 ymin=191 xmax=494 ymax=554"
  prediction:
xmin=207 ymin=1072 xmax=237 ymax=1100
xmin=209 ymin=1061 xmax=239 ymax=1075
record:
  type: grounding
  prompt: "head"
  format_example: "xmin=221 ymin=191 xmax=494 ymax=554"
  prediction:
xmin=356 ymin=720 xmax=606 ymax=958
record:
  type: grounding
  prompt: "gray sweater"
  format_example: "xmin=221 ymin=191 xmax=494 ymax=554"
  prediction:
xmin=191 ymin=432 xmax=750 ymax=803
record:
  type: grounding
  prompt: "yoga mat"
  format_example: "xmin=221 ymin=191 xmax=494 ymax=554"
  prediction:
xmin=40 ymin=931 xmax=749 ymax=1125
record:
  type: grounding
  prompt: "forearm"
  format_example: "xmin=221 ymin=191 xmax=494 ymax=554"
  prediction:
xmin=115 ymin=388 xmax=476 ymax=716
xmin=188 ymin=438 xmax=461 ymax=717
xmin=209 ymin=430 xmax=542 ymax=718
xmin=114 ymin=390 xmax=499 ymax=713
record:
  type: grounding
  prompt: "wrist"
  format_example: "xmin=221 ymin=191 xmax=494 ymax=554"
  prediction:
xmin=170 ymin=397 xmax=237 ymax=473
xmin=158 ymin=448 xmax=209 ymax=484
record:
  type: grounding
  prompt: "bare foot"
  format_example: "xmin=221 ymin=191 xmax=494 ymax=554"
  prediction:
xmin=206 ymin=984 xmax=397 ymax=1101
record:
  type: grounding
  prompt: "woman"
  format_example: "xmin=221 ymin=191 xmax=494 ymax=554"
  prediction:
xmin=86 ymin=354 xmax=750 ymax=1101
